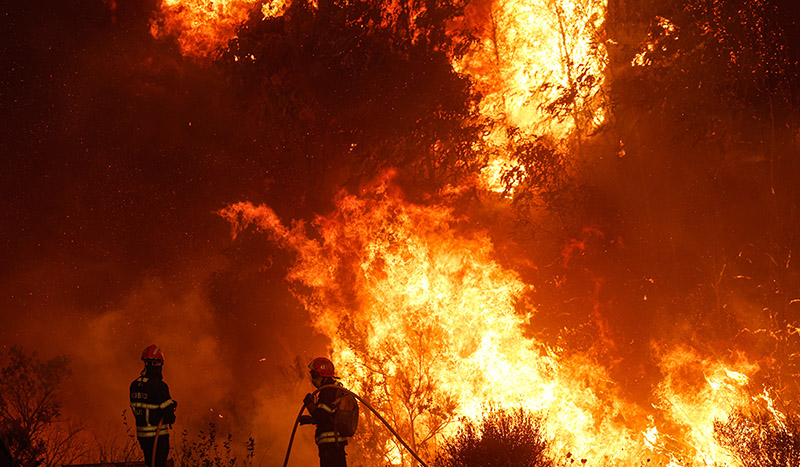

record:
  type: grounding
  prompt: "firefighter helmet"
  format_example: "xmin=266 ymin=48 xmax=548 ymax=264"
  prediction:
xmin=141 ymin=344 xmax=165 ymax=364
xmin=308 ymin=357 xmax=336 ymax=378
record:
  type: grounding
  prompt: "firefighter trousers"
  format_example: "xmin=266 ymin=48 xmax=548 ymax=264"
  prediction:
xmin=318 ymin=443 xmax=347 ymax=467
xmin=138 ymin=434 xmax=170 ymax=467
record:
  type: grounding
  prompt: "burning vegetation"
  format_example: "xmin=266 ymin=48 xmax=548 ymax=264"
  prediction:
xmin=3 ymin=0 xmax=800 ymax=466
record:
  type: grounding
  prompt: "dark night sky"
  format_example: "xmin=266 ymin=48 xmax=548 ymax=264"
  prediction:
xmin=3 ymin=1 xmax=240 ymax=283
xmin=1 ymin=0 xmax=300 ymax=326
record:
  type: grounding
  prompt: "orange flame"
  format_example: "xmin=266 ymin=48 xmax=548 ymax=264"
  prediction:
xmin=451 ymin=0 xmax=609 ymax=194
xmin=150 ymin=0 xmax=290 ymax=59
xmin=645 ymin=346 xmax=759 ymax=466
xmin=454 ymin=0 xmax=607 ymax=138
xmin=219 ymin=175 xmax=774 ymax=465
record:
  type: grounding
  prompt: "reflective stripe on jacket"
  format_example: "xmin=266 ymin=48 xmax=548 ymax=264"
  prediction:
xmin=134 ymin=422 xmax=171 ymax=438
xmin=130 ymin=398 xmax=175 ymax=437
xmin=130 ymin=370 xmax=176 ymax=439
xmin=311 ymin=383 xmax=344 ymax=445
xmin=315 ymin=431 xmax=348 ymax=445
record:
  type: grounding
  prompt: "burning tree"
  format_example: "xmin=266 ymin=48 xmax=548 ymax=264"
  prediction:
xmin=215 ymin=0 xmax=486 ymax=201
xmin=452 ymin=0 xmax=608 ymax=140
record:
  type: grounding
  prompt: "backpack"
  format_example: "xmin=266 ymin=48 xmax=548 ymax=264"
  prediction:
xmin=332 ymin=387 xmax=359 ymax=437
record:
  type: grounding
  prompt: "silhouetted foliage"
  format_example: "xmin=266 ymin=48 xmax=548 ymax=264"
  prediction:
xmin=714 ymin=406 xmax=800 ymax=467
xmin=501 ymin=127 xmax=568 ymax=209
xmin=0 ymin=347 xmax=75 ymax=467
xmin=175 ymin=422 xmax=255 ymax=467
xmin=435 ymin=406 xmax=553 ymax=467
xmin=219 ymin=0 xmax=485 ymax=204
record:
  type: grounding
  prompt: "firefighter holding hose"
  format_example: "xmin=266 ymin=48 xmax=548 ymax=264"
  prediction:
xmin=130 ymin=345 xmax=177 ymax=467
xmin=300 ymin=357 xmax=353 ymax=467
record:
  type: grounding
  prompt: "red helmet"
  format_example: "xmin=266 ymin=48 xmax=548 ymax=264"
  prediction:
xmin=308 ymin=357 xmax=336 ymax=378
xmin=141 ymin=345 xmax=165 ymax=364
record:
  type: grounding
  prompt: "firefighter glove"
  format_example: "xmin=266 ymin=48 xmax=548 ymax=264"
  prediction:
xmin=303 ymin=393 xmax=314 ymax=406
xmin=298 ymin=415 xmax=313 ymax=425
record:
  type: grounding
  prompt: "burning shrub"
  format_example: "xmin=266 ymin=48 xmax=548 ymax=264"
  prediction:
xmin=714 ymin=405 xmax=800 ymax=467
xmin=435 ymin=406 xmax=553 ymax=467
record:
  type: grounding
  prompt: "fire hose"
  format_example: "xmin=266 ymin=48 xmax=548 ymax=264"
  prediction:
xmin=152 ymin=418 xmax=163 ymax=467
xmin=282 ymin=385 xmax=430 ymax=467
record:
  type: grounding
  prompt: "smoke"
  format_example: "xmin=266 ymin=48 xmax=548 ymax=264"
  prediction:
xmin=59 ymin=279 xmax=230 ymax=424
xmin=1 ymin=259 xmax=319 ymax=460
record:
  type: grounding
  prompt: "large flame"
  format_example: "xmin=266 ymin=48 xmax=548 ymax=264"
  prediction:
xmin=150 ymin=0 xmax=290 ymax=59
xmin=453 ymin=0 xmax=609 ymax=194
xmin=220 ymin=175 xmax=771 ymax=465
xmin=150 ymin=0 xmax=608 ymax=192
xmin=454 ymin=0 xmax=607 ymax=139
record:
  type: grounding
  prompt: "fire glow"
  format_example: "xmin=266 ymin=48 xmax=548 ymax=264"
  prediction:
xmin=150 ymin=0 xmax=290 ymax=59
xmin=152 ymin=0 xmax=607 ymax=193
xmin=151 ymin=0 xmax=791 ymax=465
xmin=220 ymin=178 xmax=769 ymax=466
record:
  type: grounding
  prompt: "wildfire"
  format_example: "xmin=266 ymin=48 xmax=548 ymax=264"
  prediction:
xmin=150 ymin=0 xmax=608 ymax=193
xmin=150 ymin=0 xmax=788 ymax=464
xmin=453 ymin=0 xmax=607 ymax=139
xmin=453 ymin=0 xmax=609 ymax=194
xmin=219 ymin=174 xmax=771 ymax=465
xmin=150 ymin=0 xmax=290 ymax=59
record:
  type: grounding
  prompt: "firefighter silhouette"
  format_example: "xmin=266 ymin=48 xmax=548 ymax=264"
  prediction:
xmin=130 ymin=345 xmax=177 ymax=467
xmin=300 ymin=357 xmax=348 ymax=467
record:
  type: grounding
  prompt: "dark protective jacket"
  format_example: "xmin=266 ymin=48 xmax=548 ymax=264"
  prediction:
xmin=311 ymin=381 xmax=347 ymax=446
xmin=130 ymin=366 xmax=177 ymax=439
